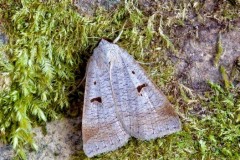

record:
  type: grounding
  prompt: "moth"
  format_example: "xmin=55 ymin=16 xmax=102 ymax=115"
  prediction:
xmin=82 ymin=39 xmax=181 ymax=157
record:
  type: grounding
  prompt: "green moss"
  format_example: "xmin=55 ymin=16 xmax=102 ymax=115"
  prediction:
xmin=0 ymin=1 xmax=85 ymax=159
xmin=220 ymin=65 xmax=231 ymax=90
xmin=230 ymin=57 xmax=240 ymax=82
xmin=214 ymin=33 xmax=223 ymax=67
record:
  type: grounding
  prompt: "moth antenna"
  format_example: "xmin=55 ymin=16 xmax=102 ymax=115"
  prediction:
xmin=113 ymin=21 xmax=126 ymax=44
xmin=68 ymin=74 xmax=86 ymax=95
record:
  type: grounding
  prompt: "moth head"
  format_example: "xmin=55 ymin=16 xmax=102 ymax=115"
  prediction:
xmin=97 ymin=39 xmax=120 ymax=64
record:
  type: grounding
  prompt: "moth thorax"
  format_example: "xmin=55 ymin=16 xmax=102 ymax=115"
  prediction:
xmin=104 ymin=50 xmax=119 ymax=64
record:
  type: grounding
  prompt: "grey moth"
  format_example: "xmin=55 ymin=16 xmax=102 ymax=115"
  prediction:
xmin=82 ymin=39 xmax=181 ymax=157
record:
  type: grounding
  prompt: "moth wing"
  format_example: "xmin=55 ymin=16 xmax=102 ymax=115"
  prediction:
xmin=82 ymin=54 xmax=130 ymax=157
xmin=110 ymin=48 xmax=181 ymax=140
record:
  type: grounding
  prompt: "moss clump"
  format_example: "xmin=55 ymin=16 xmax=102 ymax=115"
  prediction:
xmin=0 ymin=1 xmax=86 ymax=158
xmin=214 ymin=33 xmax=223 ymax=67
xmin=220 ymin=65 xmax=231 ymax=90
xmin=230 ymin=56 xmax=240 ymax=82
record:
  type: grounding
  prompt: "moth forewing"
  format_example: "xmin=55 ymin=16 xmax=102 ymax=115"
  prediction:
xmin=108 ymin=43 xmax=181 ymax=140
xmin=82 ymin=53 xmax=130 ymax=158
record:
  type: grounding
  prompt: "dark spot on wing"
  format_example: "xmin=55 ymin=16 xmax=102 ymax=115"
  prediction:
xmin=90 ymin=97 xmax=102 ymax=103
xmin=94 ymin=81 xmax=96 ymax=85
xmin=137 ymin=83 xmax=147 ymax=93
xmin=132 ymin=71 xmax=135 ymax=74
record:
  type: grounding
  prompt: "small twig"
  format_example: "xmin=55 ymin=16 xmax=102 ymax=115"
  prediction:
xmin=113 ymin=21 xmax=126 ymax=43
xmin=88 ymin=37 xmax=101 ymax=39
xmin=68 ymin=75 xmax=86 ymax=95
xmin=137 ymin=60 xmax=160 ymax=65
